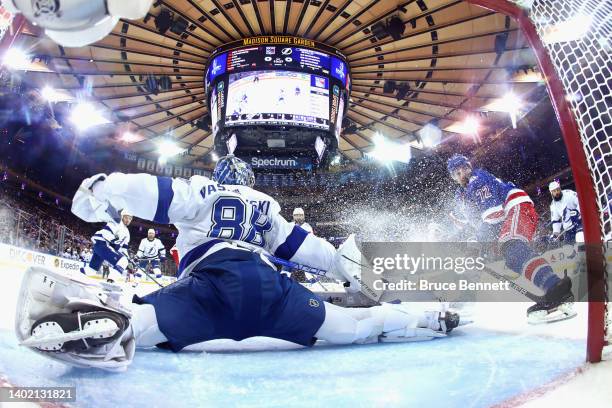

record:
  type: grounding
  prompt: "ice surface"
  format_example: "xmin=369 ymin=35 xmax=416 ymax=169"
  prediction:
xmin=0 ymin=262 xmax=608 ymax=408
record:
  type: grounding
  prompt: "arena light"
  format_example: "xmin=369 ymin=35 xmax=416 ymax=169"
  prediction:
xmin=2 ymin=47 xmax=31 ymax=70
xmin=445 ymin=116 xmax=481 ymax=140
xmin=120 ymin=131 xmax=143 ymax=143
xmin=368 ymin=133 xmax=412 ymax=164
xmin=41 ymin=86 xmax=72 ymax=103
xmin=418 ymin=123 xmax=442 ymax=148
xmin=69 ymin=102 xmax=110 ymax=131
xmin=512 ymin=68 xmax=544 ymax=83
xmin=541 ymin=14 xmax=593 ymax=44
xmin=460 ymin=117 xmax=480 ymax=135
xmin=157 ymin=139 xmax=185 ymax=158
xmin=484 ymin=92 xmax=522 ymax=129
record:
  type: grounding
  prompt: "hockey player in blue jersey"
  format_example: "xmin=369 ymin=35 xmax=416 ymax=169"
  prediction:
xmin=15 ymin=155 xmax=463 ymax=371
xmin=80 ymin=209 xmax=133 ymax=283
xmin=447 ymin=154 xmax=575 ymax=323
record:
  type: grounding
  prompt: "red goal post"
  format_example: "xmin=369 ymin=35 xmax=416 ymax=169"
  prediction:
xmin=466 ymin=0 xmax=609 ymax=362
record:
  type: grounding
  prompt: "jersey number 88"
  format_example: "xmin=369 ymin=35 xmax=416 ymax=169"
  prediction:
xmin=209 ymin=197 xmax=272 ymax=246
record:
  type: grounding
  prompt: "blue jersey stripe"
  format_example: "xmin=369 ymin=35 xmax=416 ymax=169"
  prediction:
xmin=178 ymin=239 xmax=225 ymax=276
xmin=154 ymin=176 xmax=174 ymax=224
xmin=274 ymin=225 xmax=309 ymax=260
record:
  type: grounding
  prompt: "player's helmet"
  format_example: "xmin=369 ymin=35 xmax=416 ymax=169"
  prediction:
xmin=549 ymin=181 xmax=561 ymax=191
xmin=213 ymin=155 xmax=255 ymax=187
xmin=3 ymin=0 xmax=152 ymax=47
xmin=446 ymin=154 xmax=471 ymax=173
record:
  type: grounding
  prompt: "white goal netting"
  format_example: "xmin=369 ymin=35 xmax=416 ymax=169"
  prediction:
xmin=509 ymin=0 xmax=612 ymax=351
xmin=0 ymin=5 xmax=13 ymax=42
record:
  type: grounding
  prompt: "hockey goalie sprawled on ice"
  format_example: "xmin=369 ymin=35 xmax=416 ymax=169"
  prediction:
xmin=15 ymin=156 xmax=466 ymax=371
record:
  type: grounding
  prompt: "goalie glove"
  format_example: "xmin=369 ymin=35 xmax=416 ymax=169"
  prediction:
xmin=71 ymin=173 xmax=115 ymax=223
xmin=330 ymin=234 xmax=379 ymax=301
xmin=3 ymin=0 xmax=153 ymax=48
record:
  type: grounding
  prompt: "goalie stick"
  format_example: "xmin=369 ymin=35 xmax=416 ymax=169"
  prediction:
xmin=264 ymin=255 xmax=330 ymax=292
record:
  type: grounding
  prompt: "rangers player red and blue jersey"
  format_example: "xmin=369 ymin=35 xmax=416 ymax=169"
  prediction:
xmin=455 ymin=168 xmax=533 ymax=226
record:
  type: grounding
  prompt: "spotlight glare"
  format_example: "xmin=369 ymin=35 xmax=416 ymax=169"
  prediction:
xmin=542 ymin=14 xmax=593 ymax=44
xmin=461 ymin=117 xmax=480 ymax=135
xmin=70 ymin=102 xmax=110 ymax=131
xmin=157 ymin=140 xmax=185 ymax=158
xmin=41 ymin=86 xmax=71 ymax=103
xmin=121 ymin=131 xmax=141 ymax=143
xmin=2 ymin=48 xmax=31 ymax=70
xmin=419 ymin=123 xmax=442 ymax=148
xmin=367 ymin=133 xmax=412 ymax=164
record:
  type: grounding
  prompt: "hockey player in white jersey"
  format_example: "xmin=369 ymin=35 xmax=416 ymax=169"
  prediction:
xmin=15 ymin=155 xmax=463 ymax=371
xmin=292 ymin=207 xmax=313 ymax=233
xmin=137 ymin=229 xmax=167 ymax=279
xmin=80 ymin=210 xmax=133 ymax=283
xmin=549 ymin=181 xmax=583 ymax=244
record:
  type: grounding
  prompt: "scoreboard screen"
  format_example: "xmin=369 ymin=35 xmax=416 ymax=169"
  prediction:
xmin=205 ymin=38 xmax=349 ymax=138
xmin=226 ymin=70 xmax=330 ymax=130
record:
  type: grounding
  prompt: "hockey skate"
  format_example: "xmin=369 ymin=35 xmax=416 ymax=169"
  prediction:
xmin=27 ymin=310 xmax=129 ymax=353
xmin=527 ymin=275 xmax=577 ymax=324
xmin=15 ymin=266 xmax=136 ymax=371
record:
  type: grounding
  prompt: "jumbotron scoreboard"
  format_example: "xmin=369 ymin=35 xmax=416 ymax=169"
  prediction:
xmin=205 ymin=36 xmax=351 ymax=169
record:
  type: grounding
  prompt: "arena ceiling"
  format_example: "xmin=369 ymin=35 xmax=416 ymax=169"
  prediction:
xmin=13 ymin=0 xmax=544 ymax=166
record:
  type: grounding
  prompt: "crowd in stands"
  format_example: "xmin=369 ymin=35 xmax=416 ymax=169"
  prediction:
xmin=0 ymin=156 xmax=567 ymax=274
xmin=0 ymin=187 xmax=93 ymax=258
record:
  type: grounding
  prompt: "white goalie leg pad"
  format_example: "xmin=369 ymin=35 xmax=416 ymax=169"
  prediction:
xmin=131 ymin=304 xmax=168 ymax=348
xmin=15 ymin=267 xmax=135 ymax=371
xmin=371 ymin=304 xmax=446 ymax=342
xmin=315 ymin=302 xmax=445 ymax=344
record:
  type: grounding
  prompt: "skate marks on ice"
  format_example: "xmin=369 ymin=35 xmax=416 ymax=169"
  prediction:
xmin=0 ymin=327 xmax=584 ymax=408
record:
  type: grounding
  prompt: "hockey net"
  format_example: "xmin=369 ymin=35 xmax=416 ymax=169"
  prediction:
xmin=475 ymin=0 xmax=611 ymax=361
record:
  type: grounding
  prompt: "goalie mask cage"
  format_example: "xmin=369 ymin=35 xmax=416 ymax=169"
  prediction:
xmin=467 ymin=0 xmax=611 ymax=362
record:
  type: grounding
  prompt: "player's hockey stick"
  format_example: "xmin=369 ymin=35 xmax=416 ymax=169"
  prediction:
xmin=480 ymin=266 xmax=543 ymax=302
xmin=134 ymin=265 xmax=166 ymax=288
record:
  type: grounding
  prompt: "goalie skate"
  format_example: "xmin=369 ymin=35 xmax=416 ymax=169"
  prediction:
xmin=24 ymin=310 xmax=129 ymax=352
xmin=15 ymin=266 xmax=136 ymax=371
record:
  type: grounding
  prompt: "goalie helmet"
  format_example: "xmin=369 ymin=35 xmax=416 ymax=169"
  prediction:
xmin=212 ymin=154 xmax=255 ymax=187
xmin=2 ymin=0 xmax=153 ymax=47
